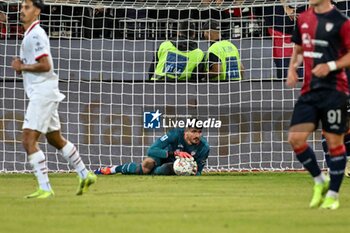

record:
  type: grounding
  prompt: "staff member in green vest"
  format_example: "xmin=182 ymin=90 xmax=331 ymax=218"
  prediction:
xmin=203 ymin=20 xmax=244 ymax=81
xmin=148 ymin=21 xmax=204 ymax=81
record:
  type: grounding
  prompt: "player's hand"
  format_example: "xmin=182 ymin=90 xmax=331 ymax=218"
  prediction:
xmin=174 ymin=151 xmax=192 ymax=159
xmin=286 ymin=67 xmax=299 ymax=88
xmin=11 ymin=57 xmax=23 ymax=74
xmin=312 ymin=63 xmax=330 ymax=78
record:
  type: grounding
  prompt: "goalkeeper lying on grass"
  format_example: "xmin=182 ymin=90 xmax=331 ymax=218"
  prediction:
xmin=95 ymin=124 xmax=210 ymax=176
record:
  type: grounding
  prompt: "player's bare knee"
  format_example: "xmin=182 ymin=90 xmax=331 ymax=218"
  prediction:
xmin=287 ymin=134 xmax=297 ymax=147
xmin=288 ymin=135 xmax=306 ymax=149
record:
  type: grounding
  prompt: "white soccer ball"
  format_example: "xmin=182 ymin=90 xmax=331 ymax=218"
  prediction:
xmin=173 ymin=157 xmax=197 ymax=176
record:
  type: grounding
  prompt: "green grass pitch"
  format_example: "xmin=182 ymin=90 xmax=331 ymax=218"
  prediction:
xmin=1 ymin=173 xmax=350 ymax=233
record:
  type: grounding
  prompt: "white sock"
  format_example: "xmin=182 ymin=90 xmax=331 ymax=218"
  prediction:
xmin=29 ymin=151 xmax=52 ymax=192
xmin=326 ymin=190 xmax=339 ymax=199
xmin=314 ymin=173 xmax=327 ymax=184
xmin=61 ymin=141 xmax=88 ymax=179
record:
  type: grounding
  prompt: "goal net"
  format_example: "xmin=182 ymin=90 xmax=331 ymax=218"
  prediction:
xmin=1 ymin=0 xmax=349 ymax=173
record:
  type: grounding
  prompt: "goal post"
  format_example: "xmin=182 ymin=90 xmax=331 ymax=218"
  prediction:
xmin=2 ymin=0 xmax=349 ymax=173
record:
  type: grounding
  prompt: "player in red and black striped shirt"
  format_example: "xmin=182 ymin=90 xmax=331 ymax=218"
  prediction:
xmin=286 ymin=0 xmax=350 ymax=210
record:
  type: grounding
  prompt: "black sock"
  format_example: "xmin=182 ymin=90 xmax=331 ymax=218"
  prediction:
xmin=328 ymin=145 xmax=347 ymax=192
xmin=295 ymin=145 xmax=321 ymax=177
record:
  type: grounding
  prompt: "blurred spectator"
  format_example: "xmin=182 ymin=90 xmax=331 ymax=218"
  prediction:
xmin=124 ymin=4 xmax=147 ymax=39
xmin=200 ymin=0 xmax=231 ymax=39
xmin=0 ymin=2 xmax=6 ymax=22
xmin=0 ymin=1 xmax=7 ymax=38
xmin=1 ymin=2 xmax=24 ymax=38
xmin=222 ymin=0 xmax=260 ymax=38
xmin=256 ymin=0 xmax=305 ymax=79
xmin=41 ymin=4 xmax=83 ymax=38
xmin=201 ymin=0 xmax=224 ymax=6
xmin=83 ymin=2 xmax=115 ymax=39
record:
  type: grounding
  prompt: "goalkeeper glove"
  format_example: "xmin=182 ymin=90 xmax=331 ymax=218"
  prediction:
xmin=174 ymin=151 xmax=192 ymax=159
xmin=168 ymin=151 xmax=192 ymax=159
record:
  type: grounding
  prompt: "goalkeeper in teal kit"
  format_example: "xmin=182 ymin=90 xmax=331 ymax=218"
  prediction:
xmin=95 ymin=126 xmax=210 ymax=176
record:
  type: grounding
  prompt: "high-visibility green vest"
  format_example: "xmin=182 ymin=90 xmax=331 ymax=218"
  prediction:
xmin=152 ymin=41 xmax=204 ymax=81
xmin=206 ymin=40 xmax=242 ymax=81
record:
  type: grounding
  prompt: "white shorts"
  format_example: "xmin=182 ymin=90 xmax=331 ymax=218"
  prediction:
xmin=23 ymin=100 xmax=61 ymax=134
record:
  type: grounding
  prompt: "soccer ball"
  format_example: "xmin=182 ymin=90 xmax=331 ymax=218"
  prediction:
xmin=173 ymin=157 xmax=197 ymax=176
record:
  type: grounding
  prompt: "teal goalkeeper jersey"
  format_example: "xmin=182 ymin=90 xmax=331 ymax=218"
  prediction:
xmin=147 ymin=128 xmax=210 ymax=175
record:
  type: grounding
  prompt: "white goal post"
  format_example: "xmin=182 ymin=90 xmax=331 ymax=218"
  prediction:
xmin=1 ymin=0 xmax=349 ymax=173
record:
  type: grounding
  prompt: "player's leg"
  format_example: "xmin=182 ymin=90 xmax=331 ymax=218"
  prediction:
xmin=45 ymin=102 xmax=96 ymax=195
xmin=344 ymin=133 xmax=350 ymax=176
xmin=152 ymin=162 xmax=176 ymax=175
xmin=288 ymin=123 xmax=324 ymax=179
xmin=321 ymin=133 xmax=331 ymax=168
xmin=320 ymin=132 xmax=346 ymax=210
xmin=319 ymin=92 xmax=348 ymax=209
xmin=110 ymin=162 xmax=144 ymax=175
xmin=95 ymin=157 xmax=157 ymax=175
xmin=289 ymin=124 xmax=329 ymax=208
xmin=23 ymin=129 xmax=54 ymax=198
xmin=46 ymin=131 xmax=89 ymax=179
xmin=23 ymin=101 xmax=54 ymax=198
xmin=288 ymin=98 xmax=328 ymax=208
xmin=322 ymin=132 xmax=350 ymax=176
xmin=95 ymin=162 xmax=144 ymax=175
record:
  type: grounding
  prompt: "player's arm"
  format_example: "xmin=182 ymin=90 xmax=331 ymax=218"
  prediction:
xmin=12 ymin=34 xmax=51 ymax=73
xmin=334 ymin=50 xmax=350 ymax=70
xmin=312 ymin=50 xmax=350 ymax=78
xmin=147 ymin=130 xmax=177 ymax=159
xmin=12 ymin=55 xmax=51 ymax=73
